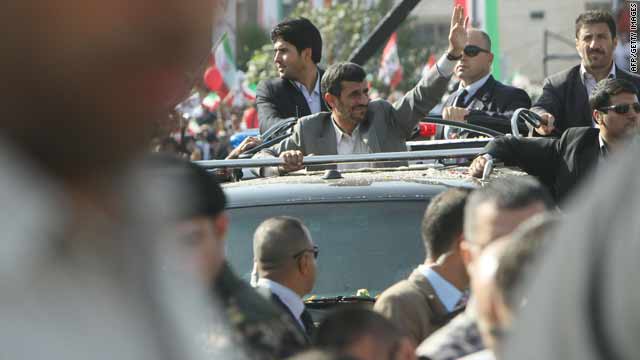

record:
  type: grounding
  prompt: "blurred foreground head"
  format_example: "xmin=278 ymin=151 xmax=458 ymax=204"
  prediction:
xmin=1 ymin=0 xmax=222 ymax=180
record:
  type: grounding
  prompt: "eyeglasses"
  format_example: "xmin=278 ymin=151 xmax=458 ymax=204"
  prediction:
xmin=599 ymin=102 xmax=640 ymax=114
xmin=292 ymin=245 xmax=319 ymax=260
xmin=463 ymin=45 xmax=490 ymax=57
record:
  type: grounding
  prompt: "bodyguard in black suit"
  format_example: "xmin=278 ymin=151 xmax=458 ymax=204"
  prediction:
xmin=257 ymin=18 xmax=328 ymax=134
xmin=470 ymin=78 xmax=640 ymax=203
xmin=439 ymin=29 xmax=531 ymax=137
xmin=532 ymin=10 xmax=640 ymax=137
xmin=253 ymin=217 xmax=318 ymax=346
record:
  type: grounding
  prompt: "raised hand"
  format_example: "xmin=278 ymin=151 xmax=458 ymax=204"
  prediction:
xmin=448 ymin=5 xmax=469 ymax=57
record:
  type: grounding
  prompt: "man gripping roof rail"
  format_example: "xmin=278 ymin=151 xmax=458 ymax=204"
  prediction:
xmin=469 ymin=78 xmax=640 ymax=204
xmin=252 ymin=5 xmax=470 ymax=176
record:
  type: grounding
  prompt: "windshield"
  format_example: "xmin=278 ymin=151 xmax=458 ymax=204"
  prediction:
xmin=226 ymin=200 xmax=429 ymax=298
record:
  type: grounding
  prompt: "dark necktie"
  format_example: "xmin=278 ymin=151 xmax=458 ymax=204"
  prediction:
xmin=300 ymin=309 xmax=315 ymax=337
xmin=455 ymin=89 xmax=468 ymax=108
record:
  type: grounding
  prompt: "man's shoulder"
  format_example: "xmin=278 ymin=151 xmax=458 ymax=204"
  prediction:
xmin=377 ymin=270 xmax=431 ymax=303
xmin=562 ymin=126 xmax=598 ymax=139
xmin=491 ymin=77 xmax=529 ymax=96
xmin=544 ymin=65 xmax=581 ymax=86
xmin=297 ymin=111 xmax=331 ymax=127
xmin=616 ymin=67 xmax=640 ymax=86
xmin=258 ymin=77 xmax=291 ymax=94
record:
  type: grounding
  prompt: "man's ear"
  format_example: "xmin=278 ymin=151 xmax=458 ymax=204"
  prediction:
xmin=301 ymin=47 xmax=313 ymax=63
xmin=593 ymin=109 xmax=604 ymax=126
xmin=324 ymin=92 xmax=336 ymax=109
xmin=460 ymin=240 xmax=473 ymax=269
xmin=213 ymin=213 xmax=229 ymax=241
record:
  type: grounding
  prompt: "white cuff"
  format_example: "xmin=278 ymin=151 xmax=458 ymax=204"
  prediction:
xmin=435 ymin=54 xmax=456 ymax=78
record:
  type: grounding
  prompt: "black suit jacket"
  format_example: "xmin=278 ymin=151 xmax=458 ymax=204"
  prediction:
xmin=438 ymin=75 xmax=531 ymax=137
xmin=257 ymin=68 xmax=328 ymax=134
xmin=484 ymin=127 xmax=601 ymax=203
xmin=532 ymin=64 xmax=640 ymax=136
xmin=256 ymin=286 xmax=312 ymax=345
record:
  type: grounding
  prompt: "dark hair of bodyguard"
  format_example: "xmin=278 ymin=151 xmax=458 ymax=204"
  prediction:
xmin=589 ymin=78 xmax=639 ymax=111
xmin=421 ymin=188 xmax=472 ymax=260
xmin=321 ymin=62 xmax=367 ymax=97
xmin=315 ymin=308 xmax=405 ymax=354
xmin=575 ymin=10 xmax=616 ymax=39
xmin=271 ymin=18 xmax=323 ymax=63
xmin=147 ymin=155 xmax=226 ymax=221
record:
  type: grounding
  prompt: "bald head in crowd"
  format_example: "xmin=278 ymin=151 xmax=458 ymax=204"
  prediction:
xmin=254 ymin=216 xmax=317 ymax=297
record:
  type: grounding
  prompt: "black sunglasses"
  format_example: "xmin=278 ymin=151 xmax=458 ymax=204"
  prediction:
xmin=293 ymin=245 xmax=319 ymax=260
xmin=599 ymin=102 xmax=640 ymax=114
xmin=463 ymin=45 xmax=490 ymax=57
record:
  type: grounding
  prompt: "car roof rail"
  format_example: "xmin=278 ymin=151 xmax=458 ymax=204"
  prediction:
xmin=195 ymin=147 xmax=484 ymax=169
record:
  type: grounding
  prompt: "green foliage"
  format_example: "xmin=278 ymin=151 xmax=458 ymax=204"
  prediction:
xmin=236 ymin=24 xmax=270 ymax=72
xmin=246 ymin=1 xmax=385 ymax=84
xmin=244 ymin=1 xmax=448 ymax=93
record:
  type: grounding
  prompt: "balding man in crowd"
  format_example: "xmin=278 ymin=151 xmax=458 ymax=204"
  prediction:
xmin=462 ymin=215 xmax=555 ymax=360
xmin=416 ymin=176 xmax=553 ymax=360
xmin=315 ymin=308 xmax=417 ymax=360
xmin=253 ymin=216 xmax=319 ymax=344
xmin=375 ymin=188 xmax=471 ymax=345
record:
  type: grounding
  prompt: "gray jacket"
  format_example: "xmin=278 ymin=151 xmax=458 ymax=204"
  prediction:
xmin=257 ymin=64 xmax=450 ymax=166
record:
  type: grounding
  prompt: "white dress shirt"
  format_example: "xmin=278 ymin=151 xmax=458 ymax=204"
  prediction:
xmin=332 ymin=118 xmax=372 ymax=170
xmin=581 ymin=63 xmax=616 ymax=127
xmin=418 ymin=265 xmax=463 ymax=312
xmin=256 ymin=278 xmax=305 ymax=329
xmin=294 ymin=68 xmax=322 ymax=115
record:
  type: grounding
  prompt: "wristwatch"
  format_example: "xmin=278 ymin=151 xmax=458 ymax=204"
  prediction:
xmin=446 ymin=51 xmax=462 ymax=61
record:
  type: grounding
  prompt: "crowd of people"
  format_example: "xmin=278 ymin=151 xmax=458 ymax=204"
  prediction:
xmin=2 ymin=0 xmax=640 ymax=360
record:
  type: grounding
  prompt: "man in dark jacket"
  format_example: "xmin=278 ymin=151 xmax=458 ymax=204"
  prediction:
xmin=257 ymin=18 xmax=328 ymax=134
xmin=532 ymin=10 xmax=640 ymax=136
xmin=470 ymin=78 xmax=640 ymax=203
xmin=439 ymin=29 xmax=531 ymax=137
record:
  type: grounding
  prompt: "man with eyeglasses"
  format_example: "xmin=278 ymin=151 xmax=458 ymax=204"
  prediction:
xmin=469 ymin=78 xmax=640 ymax=203
xmin=253 ymin=216 xmax=319 ymax=344
xmin=439 ymin=29 xmax=531 ymax=138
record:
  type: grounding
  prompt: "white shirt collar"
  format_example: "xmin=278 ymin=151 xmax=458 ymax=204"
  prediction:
xmin=418 ymin=265 xmax=463 ymax=312
xmin=460 ymin=73 xmax=492 ymax=99
xmin=580 ymin=62 xmax=616 ymax=84
xmin=256 ymin=278 xmax=305 ymax=321
xmin=294 ymin=68 xmax=321 ymax=96
xmin=332 ymin=118 xmax=362 ymax=144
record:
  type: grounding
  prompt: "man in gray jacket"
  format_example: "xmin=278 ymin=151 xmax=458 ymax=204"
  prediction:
xmin=257 ymin=5 xmax=469 ymax=174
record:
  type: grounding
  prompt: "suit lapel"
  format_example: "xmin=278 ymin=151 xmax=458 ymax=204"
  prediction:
xmin=466 ymin=76 xmax=496 ymax=111
xmin=285 ymin=80 xmax=312 ymax=117
xmin=361 ymin=116 xmax=381 ymax=153
xmin=269 ymin=292 xmax=311 ymax=343
xmin=573 ymin=70 xmax=592 ymax=127
xmin=576 ymin=129 xmax=601 ymax=177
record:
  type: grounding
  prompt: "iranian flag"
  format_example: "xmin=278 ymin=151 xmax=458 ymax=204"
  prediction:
xmin=242 ymin=82 xmax=257 ymax=101
xmin=378 ymin=32 xmax=403 ymax=89
xmin=214 ymin=33 xmax=237 ymax=91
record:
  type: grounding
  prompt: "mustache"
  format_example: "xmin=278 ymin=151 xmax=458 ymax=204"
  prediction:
xmin=588 ymin=48 xmax=605 ymax=54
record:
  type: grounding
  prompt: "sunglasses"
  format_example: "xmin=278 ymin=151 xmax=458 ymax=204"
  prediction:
xmin=599 ymin=102 xmax=640 ymax=114
xmin=293 ymin=245 xmax=319 ymax=260
xmin=463 ymin=45 xmax=490 ymax=57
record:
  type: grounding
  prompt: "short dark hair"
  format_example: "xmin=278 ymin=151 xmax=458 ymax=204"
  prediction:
xmin=496 ymin=214 xmax=557 ymax=310
xmin=271 ymin=18 xmax=322 ymax=63
xmin=315 ymin=308 xmax=404 ymax=355
xmin=464 ymin=176 xmax=554 ymax=242
xmin=589 ymin=78 xmax=639 ymax=111
xmin=321 ymin=62 xmax=367 ymax=97
xmin=146 ymin=155 xmax=227 ymax=220
xmin=575 ymin=10 xmax=616 ymax=40
xmin=421 ymin=188 xmax=472 ymax=260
